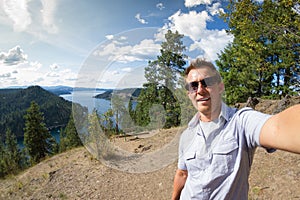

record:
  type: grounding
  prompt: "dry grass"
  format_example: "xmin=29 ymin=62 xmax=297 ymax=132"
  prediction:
xmin=0 ymin=97 xmax=300 ymax=199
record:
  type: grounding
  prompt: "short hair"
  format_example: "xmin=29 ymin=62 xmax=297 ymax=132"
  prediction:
xmin=185 ymin=58 xmax=222 ymax=82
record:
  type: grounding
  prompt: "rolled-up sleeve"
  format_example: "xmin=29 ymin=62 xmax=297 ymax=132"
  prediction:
xmin=237 ymin=108 xmax=272 ymax=149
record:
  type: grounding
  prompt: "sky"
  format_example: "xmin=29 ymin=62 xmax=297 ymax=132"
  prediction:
xmin=0 ymin=0 xmax=234 ymax=89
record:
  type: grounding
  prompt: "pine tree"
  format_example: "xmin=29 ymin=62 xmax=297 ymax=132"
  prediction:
xmin=24 ymin=101 xmax=56 ymax=164
xmin=0 ymin=139 xmax=6 ymax=178
xmin=134 ymin=30 xmax=187 ymax=128
xmin=218 ymin=0 xmax=300 ymax=104
xmin=3 ymin=129 xmax=23 ymax=174
xmin=59 ymin=114 xmax=82 ymax=152
xmin=111 ymin=94 xmax=126 ymax=135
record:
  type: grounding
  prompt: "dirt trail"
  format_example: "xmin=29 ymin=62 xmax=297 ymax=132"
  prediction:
xmin=1 ymin=97 xmax=300 ymax=199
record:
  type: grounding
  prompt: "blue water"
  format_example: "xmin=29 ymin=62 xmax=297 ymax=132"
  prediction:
xmin=17 ymin=90 xmax=112 ymax=148
xmin=60 ymin=90 xmax=111 ymax=114
xmin=17 ymin=128 xmax=61 ymax=149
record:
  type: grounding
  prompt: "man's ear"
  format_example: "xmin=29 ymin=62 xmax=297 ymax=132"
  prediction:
xmin=218 ymin=82 xmax=225 ymax=94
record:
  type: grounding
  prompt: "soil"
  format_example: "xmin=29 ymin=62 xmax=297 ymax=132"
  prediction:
xmin=0 ymin=97 xmax=300 ymax=200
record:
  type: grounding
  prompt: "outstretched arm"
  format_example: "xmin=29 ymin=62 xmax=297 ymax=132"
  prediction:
xmin=260 ymin=104 xmax=300 ymax=154
xmin=171 ymin=169 xmax=188 ymax=200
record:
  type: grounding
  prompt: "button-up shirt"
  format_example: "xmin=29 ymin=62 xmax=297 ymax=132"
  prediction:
xmin=178 ymin=102 xmax=272 ymax=199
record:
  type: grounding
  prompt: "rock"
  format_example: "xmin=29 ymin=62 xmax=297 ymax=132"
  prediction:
xmin=245 ymin=97 xmax=260 ymax=109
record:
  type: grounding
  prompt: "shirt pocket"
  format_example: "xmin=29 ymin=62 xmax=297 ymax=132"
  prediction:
xmin=211 ymin=140 xmax=239 ymax=175
xmin=184 ymin=151 xmax=212 ymax=178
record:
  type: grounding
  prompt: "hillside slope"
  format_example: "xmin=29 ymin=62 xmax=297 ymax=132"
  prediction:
xmin=0 ymin=97 xmax=299 ymax=200
xmin=0 ymin=86 xmax=73 ymax=138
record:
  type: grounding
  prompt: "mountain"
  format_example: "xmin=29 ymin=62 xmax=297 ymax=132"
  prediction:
xmin=0 ymin=86 xmax=73 ymax=139
xmin=42 ymin=85 xmax=74 ymax=95
xmin=94 ymin=88 xmax=142 ymax=100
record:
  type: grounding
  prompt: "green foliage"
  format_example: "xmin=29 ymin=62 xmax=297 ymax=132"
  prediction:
xmin=87 ymin=110 xmax=112 ymax=159
xmin=218 ymin=0 xmax=300 ymax=104
xmin=59 ymin=114 xmax=83 ymax=153
xmin=0 ymin=141 xmax=5 ymax=178
xmin=0 ymin=129 xmax=26 ymax=178
xmin=24 ymin=101 xmax=57 ymax=164
xmin=0 ymin=86 xmax=72 ymax=139
xmin=133 ymin=30 xmax=187 ymax=129
xmin=174 ymin=77 xmax=196 ymax=125
xmin=133 ymin=83 xmax=182 ymax=129
xmin=100 ymin=108 xmax=115 ymax=137
xmin=111 ymin=94 xmax=126 ymax=135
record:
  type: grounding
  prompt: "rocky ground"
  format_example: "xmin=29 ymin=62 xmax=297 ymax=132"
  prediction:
xmin=0 ymin=96 xmax=300 ymax=200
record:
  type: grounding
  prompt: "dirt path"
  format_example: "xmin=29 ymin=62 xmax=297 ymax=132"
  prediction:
xmin=1 ymin=97 xmax=300 ymax=199
xmin=1 ymin=129 xmax=300 ymax=200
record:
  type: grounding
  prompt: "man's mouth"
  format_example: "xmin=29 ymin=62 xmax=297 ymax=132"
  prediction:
xmin=197 ymin=97 xmax=210 ymax=102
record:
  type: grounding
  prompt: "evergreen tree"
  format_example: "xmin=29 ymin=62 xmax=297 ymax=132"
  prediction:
xmin=123 ymin=97 xmax=136 ymax=133
xmin=134 ymin=30 xmax=187 ymax=128
xmin=0 ymin=129 xmax=26 ymax=178
xmin=3 ymin=129 xmax=23 ymax=174
xmin=59 ymin=128 xmax=68 ymax=153
xmin=59 ymin=114 xmax=82 ymax=152
xmin=88 ymin=109 xmax=111 ymax=159
xmin=111 ymin=94 xmax=126 ymax=135
xmin=0 ymin=139 xmax=6 ymax=178
xmin=24 ymin=101 xmax=56 ymax=164
xmin=100 ymin=108 xmax=114 ymax=136
xmin=218 ymin=0 xmax=300 ymax=104
xmin=134 ymin=83 xmax=160 ymax=127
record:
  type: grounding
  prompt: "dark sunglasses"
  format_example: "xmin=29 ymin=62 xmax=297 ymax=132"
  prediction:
xmin=185 ymin=75 xmax=220 ymax=92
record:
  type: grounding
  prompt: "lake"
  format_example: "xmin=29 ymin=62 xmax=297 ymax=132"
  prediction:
xmin=60 ymin=90 xmax=112 ymax=114
xmin=18 ymin=90 xmax=112 ymax=148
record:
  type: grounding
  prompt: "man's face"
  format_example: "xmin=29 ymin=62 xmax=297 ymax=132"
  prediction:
xmin=186 ymin=67 xmax=224 ymax=120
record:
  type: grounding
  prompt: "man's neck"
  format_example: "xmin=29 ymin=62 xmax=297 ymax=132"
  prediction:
xmin=199 ymin=103 xmax=222 ymax=122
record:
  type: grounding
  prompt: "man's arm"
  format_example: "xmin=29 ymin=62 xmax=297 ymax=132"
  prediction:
xmin=171 ymin=169 xmax=188 ymax=200
xmin=260 ymin=104 xmax=300 ymax=154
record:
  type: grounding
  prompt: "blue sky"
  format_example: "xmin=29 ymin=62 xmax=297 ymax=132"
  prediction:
xmin=0 ymin=0 xmax=234 ymax=88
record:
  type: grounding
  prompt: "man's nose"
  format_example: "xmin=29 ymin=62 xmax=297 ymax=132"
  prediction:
xmin=196 ymin=82 xmax=206 ymax=93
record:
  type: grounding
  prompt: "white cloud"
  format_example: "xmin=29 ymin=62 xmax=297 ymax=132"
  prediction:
xmin=0 ymin=46 xmax=28 ymax=65
xmin=208 ymin=2 xmax=224 ymax=16
xmin=184 ymin=0 xmax=212 ymax=8
xmin=168 ymin=10 xmax=212 ymax=41
xmin=188 ymin=29 xmax=233 ymax=60
xmin=1 ymin=0 xmax=59 ymax=34
xmin=50 ymin=63 xmax=59 ymax=70
xmin=94 ymin=38 xmax=160 ymax=63
xmin=1 ymin=0 xmax=32 ymax=32
xmin=166 ymin=9 xmax=233 ymax=61
xmin=0 ymin=46 xmax=79 ymax=87
xmin=156 ymin=3 xmax=165 ymax=10
xmin=105 ymin=35 xmax=114 ymax=40
xmin=46 ymin=71 xmax=60 ymax=77
xmin=0 ymin=72 xmax=11 ymax=78
xmin=122 ymin=67 xmax=132 ymax=72
xmin=95 ymin=65 xmax=147 ymax=89
xmin=135 ymin=13 xmax=148 ymax=24
xmin=112 ymin=70 xmax=120 ymax=75
xmin=40 ymin=0 xmax=58 ymax=34
xmin=27 ymin=61 xmax=42 ymax=71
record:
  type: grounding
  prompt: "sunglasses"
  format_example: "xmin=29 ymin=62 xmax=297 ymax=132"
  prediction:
xmin=185 ymin=75 xmax=220 ymax=92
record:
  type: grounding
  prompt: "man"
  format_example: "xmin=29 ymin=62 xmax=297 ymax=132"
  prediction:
xmin=171 ymin=58 xmax=300 ymax=199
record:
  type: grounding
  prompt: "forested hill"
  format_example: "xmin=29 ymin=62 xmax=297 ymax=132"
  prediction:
xmin=0 ymin=85 xmax=72 ymax=139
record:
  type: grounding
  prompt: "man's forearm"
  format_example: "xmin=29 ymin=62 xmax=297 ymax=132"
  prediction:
xmin=171 ymin=169 xmax=187 ymax=200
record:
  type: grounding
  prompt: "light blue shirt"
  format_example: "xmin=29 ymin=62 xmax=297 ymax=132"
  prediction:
xmin=178 ymin=102 xmax=273 ymax=199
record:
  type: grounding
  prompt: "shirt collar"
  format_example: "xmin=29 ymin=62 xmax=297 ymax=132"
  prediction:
xmin=188 ymin=102 xmax=232 ymax=128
